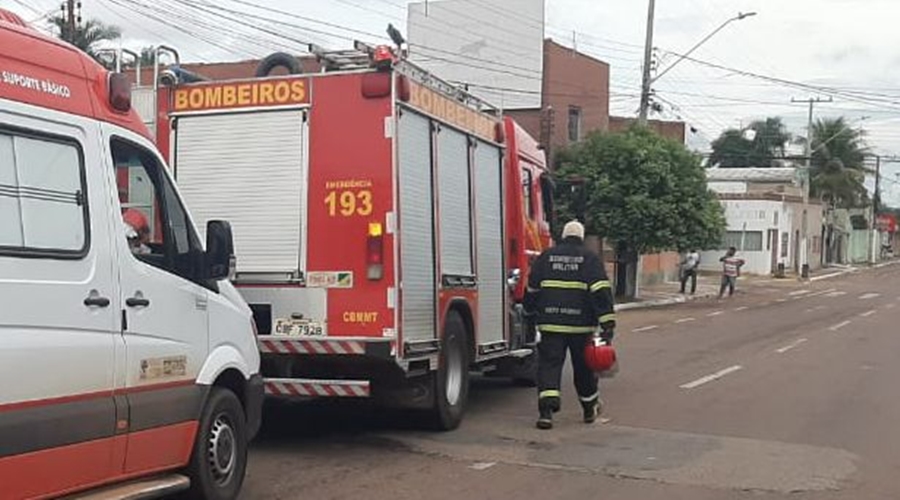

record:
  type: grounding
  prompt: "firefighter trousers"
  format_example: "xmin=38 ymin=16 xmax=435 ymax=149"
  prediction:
xmin=537 ymin=332 xmax=599 ymax=411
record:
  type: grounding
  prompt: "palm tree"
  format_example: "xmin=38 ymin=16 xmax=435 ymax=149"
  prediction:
xmin=708 ymin=117 xmax=791 ymax=168
xmin=809 ymin=117 xmax=870 ymax=208
xmin=50 ymin=15 xmax=121 ymax=61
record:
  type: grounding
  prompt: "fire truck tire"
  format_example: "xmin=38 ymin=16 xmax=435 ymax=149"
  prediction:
xmin=429 ymin=311 xmax=470 ymax=431
xmin=255 ymin=52 xmax=301 ymax=77
xmin=184 ymin=387 xmax=248 ymax=500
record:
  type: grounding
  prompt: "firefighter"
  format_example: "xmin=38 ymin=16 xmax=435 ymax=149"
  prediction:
xmin=524 ymin=220 xmax=616 ymax=430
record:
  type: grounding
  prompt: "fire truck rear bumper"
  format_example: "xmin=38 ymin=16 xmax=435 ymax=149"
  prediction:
xmin=264 ymin=378 xmax=371 ymax=398
xmin=257 ymin=335 xmax=393 ymax=358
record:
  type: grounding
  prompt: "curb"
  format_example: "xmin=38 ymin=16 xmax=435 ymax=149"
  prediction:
xmin=617 ymin=292 xmax=715 ymax=311
xmin=809 ymin=269 xmax=857 ymax=282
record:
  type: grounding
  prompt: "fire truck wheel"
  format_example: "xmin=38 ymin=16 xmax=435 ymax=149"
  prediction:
xmin=430 ymin=311 xmax=470 ymax=431
xmin=185 ymin=387 xmax=248 ymax=500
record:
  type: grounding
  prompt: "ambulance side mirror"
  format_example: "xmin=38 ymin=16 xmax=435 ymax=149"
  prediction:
xmin=206 ymin=220 xmax=235 ymax=281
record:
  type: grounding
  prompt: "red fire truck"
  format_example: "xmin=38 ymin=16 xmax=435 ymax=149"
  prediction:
xmin=156 ymin=43 xmax=553 ymax=429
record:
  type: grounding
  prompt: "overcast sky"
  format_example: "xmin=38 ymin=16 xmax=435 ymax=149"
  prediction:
xmin=8 ymin=0 xmax=900 ymax=200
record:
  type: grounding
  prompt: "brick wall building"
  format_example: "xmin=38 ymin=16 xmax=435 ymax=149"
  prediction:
xmin=506 ymin=39 xmax=610 ymax=164
xmin=609 ymin=116 xmax=686 ymax=143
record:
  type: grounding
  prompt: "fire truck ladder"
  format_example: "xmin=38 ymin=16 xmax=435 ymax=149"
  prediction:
xmin=309 ymin=41 xmax=379 ymax=71
xmin=310 ymin=40 xmax=502 ymax=117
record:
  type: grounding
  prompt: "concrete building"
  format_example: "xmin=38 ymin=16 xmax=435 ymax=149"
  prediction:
xmin=701 ymin=168 xmax=824 ymax=276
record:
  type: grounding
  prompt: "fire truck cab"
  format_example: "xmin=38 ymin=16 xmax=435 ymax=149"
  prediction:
xmin=158 ymin=42 xmax=552 ymax=430
xmin=0 ymin=11 xmax=260 ymax=500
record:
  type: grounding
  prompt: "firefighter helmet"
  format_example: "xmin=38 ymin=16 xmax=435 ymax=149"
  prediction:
xmin=584 ymin=336 xmax=617 ymax=373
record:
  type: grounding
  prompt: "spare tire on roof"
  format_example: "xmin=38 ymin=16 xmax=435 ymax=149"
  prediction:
xmin=256 ymin=52 xmax=301 ymax=77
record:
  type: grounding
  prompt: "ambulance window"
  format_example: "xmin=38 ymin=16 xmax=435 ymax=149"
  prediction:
xmin=0 ymin=130 xmax=88 ymax=257
xmin=111 ymin=139 xmax=202 ymax=282
xmin=522 ymin=168 xmax=534 ymax=220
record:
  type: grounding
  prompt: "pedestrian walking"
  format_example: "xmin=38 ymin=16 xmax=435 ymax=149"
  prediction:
xmin=679 ymin=249 xmax=701 ymax=294
xmin=524 ymin=220 xmax=616 ymax=430
xmin=718 ymin=246 xmax=745 ymax=299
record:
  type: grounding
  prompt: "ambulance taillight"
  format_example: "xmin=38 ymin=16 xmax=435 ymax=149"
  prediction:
xmin=367 ymin=222 xmax=384 ymax=281
xmin=108 ymin=73 xmax=132 ymax=112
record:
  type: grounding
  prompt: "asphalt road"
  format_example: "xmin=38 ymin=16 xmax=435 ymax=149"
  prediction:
xmin=242 ymin=264 xmax=900 ymax=500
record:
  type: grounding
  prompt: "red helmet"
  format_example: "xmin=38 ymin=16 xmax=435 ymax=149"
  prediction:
xmin=123 ymin=208 xmax=149 ymax=234
xmin=584 ymin=337 xmax=617 ymax=374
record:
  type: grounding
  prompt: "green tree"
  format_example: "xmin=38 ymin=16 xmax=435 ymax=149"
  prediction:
xmin=708 ymin=129 xmax=753 ymax=167
xmin=708 ymin=117 xmax=791 ymax=167
xmin=555 ymin=126 xmax=726 ymax=297
xmin=50 ymin=15 xmax=121 ymax=61
xmin=809 ymin=117 xmax=869 ymax=208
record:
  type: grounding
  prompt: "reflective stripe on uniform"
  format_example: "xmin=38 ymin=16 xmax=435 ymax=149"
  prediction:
xmin=579 ymin=392 xmax=599 ymax=402
xmin=527 ymin=286 xmax=539 ymax=293
xmin=538 ymin=324 xmax=596 ymax=334
xmin=539 ymin=390 xmax=561 ymax=399
xmin=590 ymin=280 xmax=611 ymax=292
xmin=599 ymin=313 xmax=616 ymax=324
xmin=540 ymin=280 xmax=588 ymax=290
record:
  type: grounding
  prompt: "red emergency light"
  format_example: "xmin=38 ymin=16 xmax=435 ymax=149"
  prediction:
xmin=0 ymin=8 xmax=27 ymax=27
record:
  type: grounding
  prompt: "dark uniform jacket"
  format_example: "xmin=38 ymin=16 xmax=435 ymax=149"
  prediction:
xmin=524 ymin=237 xmax=616 ymax=334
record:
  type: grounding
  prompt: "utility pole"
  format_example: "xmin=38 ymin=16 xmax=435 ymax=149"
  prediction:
xmin=638 ymin=0 xmax=656 ymax=124
xmin=791 ymin=96 xmax=832 ymax=278
xmin=874 ymin=155 xmax=882 ymax=213
xmin=61 ymin=0 xmax=79 ymax=41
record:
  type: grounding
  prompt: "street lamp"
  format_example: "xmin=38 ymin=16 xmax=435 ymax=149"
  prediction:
xmin=638 ymin=9 xmax=758 ymax=122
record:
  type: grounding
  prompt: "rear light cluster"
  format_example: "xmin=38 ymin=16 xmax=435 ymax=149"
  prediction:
xmin=367 ymin=222 xmax=384 ymax=280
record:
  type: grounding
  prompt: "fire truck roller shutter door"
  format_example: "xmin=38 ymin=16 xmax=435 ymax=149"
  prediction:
xmin=436 ymin=127 xmax=473 ymax=277
xmin=173 ymin=110 xmax=307 ymax=274
xmin=474 ymin=140 xmax=505 ymax=345
xmin=398 ymin=110 xmax=437 ymax=342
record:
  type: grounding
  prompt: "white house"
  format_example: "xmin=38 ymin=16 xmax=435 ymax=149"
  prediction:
xmin=700 ymin=168 xmax=824 ymax=276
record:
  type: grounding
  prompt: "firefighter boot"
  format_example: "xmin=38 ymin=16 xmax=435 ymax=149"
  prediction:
xmin=536 ymin=397 xmax=558 ymax=430
xmin=582 ymin=397 xmax=603 ymax=424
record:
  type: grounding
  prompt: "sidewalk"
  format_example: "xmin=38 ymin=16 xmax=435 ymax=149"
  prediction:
xmin=616 ymin=276 xmax=718 ymax=311
xmin=615 ymin=264 xmax=864 ymax=311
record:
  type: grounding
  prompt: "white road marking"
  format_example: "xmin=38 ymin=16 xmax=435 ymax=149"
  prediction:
xmin=825 ymin=291 xmax=847 ymax=298
xmin=469 ymin=462 xmax=497 ymax=471
xmin=776 ymin=298 xmax=788 ymax=303
xmin=680 ymin=365 xmax=743 ymax=389
xmin=776 ymin=338 xmax=808 ymax=354
xmin=632 ymin=325 xmax=659 ymax=333
xmin=860 ymin=310 xmax=877 ymax=317
xmin=829 ymin=320 xmax=852 ymax=331
xmin=790 ymin=290 xmax=812 ymax=296
xmin=675 ymin=317 xmax=696 ymax=324
xmin=707 ymin=310 xmax=725 ymax=317
xmin=860 ymin=293 xmax=881 ymax=300
xmin=734 ymin=306 xmax=749 ymax=311
xmin=804 ymin=305 xmax=827 ymax=313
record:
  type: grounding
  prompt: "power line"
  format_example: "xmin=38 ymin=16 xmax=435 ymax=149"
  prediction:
xmin=657 ymin=49 xmax=900 ymax=112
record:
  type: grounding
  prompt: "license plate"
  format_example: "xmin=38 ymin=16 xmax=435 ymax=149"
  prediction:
xmin=274 ymin=318 xmax=325 ymax=337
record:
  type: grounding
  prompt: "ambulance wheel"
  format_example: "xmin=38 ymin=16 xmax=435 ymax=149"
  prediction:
xmin=185 ymin=387 xmax=248 ymax=500
xmin=429 ymin=311 xmax=470 ymax=431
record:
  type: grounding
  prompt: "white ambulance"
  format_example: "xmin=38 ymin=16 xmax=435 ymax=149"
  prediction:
xmin=0 ymin=10 xmax=261 ymax=500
